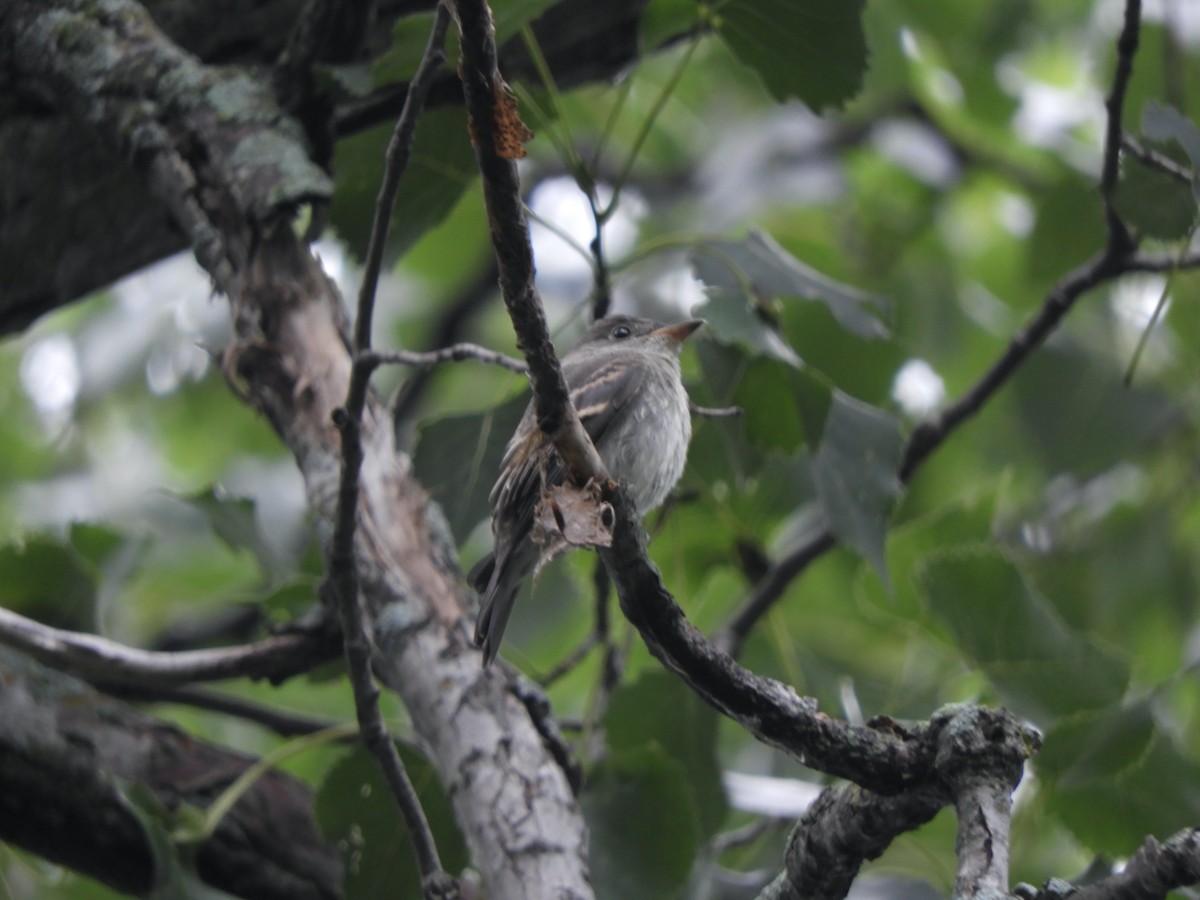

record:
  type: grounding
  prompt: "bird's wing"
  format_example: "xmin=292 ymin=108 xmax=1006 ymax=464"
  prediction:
xmin=565 ymin=351 xmax=646 ymax=446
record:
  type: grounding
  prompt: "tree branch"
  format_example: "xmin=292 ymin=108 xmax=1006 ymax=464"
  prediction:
xmin=326 ymin=6 xmax=457 ymax=896
xmin=450 ymin=0 xmax=608 ymax=483
xmin=1069 ymin=828 xmax=1200 ymax=900
xmin=0 ymin=605 xmax=337 ymax=685
xmin=0 ymin=646 xmax=342 ymax=900
xmin=365 ymin=342 xmax=528 ymax=372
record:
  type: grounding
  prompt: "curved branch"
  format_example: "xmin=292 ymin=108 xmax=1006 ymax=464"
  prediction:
xmin=0 ymin=605 xmax=337 ymax=685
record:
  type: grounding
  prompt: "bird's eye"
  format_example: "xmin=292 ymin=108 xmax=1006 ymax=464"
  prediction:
xmin=611 ymin=325 xmax=632 ymax=339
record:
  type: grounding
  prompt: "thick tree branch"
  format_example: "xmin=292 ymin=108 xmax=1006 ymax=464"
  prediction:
xmin=599 ymin=489 xmax=1040 ymax=797
xmin=0 ymin=646 xmax=341 ymax=900
xmin=1069 ymin=828 xmax=1200 ymax=900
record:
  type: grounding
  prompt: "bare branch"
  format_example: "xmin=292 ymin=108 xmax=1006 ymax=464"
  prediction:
xmin=325 ymin=6 xmax=458 ymax=896
xmin=762 ymin=783 xmax=945 ymax=899
xmin=365 ymin=343 xmax=528 ymax=373
xmin=690 ymin=403 xmax=743 ymax=418
xmin=1068 ymin=828 xmax=1200 ymax=900
xmin=0 ymin=605 xmax=336 ymax=685
xmin=451 ymin=0 xmax=608 ymax=484
xmin=1100 ymin=0 xmax=1142 ymax=252
xmin=0 ymin=646 xmax=342 ymax=900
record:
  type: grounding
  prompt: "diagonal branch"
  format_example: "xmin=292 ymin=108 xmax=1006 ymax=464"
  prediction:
xmin=450 ymin=0 xmax=608 ymax=484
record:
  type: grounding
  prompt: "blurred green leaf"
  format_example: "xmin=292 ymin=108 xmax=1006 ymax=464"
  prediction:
xmin=330 ymin=107 xmax=479 ymax=262
xmin=918 ymin=549 xmax=1129 ymax=722
xmin=316 ymin=744 xmax=467 ymax=900
xmin=1037 ymin=698 xmax=1154 ymax=785
xmin=412 ymin=392 xmax=529 ymax=544
xmin=0 ymin=533 xmax=98 ymax=629
xmin=604 ymin=671 xmax=728 ymax=838
xmin=1046 ymin=727 xmax=1200 ymax=856
xmin=582 ymin=746 xmax=701 ymax=900
xmin=691 ymin=231 xmax=889 ymax=355
xmin=732 ymin=359 xmax=832 ymax=455
xmin=1113 ymin=157 xmax=1196 ymax=240
xmin=1028 ymin=176 xmax=1106 ymax=285
xmin=183 ymin=488 xmax=280 ymax=580
xmin=1142 ymin=102 xmax=1200 ymax=207
xmin=715 ymin=0 xmax=868 ymax=109
xmin=811 ymin=391 xmax=903 ymax=583
xmin=640 ymin=0 xmax=700 ymax=50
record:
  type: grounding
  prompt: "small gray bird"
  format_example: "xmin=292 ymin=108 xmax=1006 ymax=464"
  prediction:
xmin=471 ymin=315 xmax=703 ymax=665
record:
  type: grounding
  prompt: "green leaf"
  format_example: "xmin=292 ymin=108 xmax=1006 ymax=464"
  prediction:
xmin=640 ymin=0 xmax=701 ymax=50
xmin=691 ymin=231 xmax=889 ymax=354
xmin=1142 ymin=101 xmax=1200 ymax=207
xmin=582 ymin=747 xmax=701 ymax=900
xmin=732 ymin=359 xmax=831 ymax=455
xmin=0 ymin=533 xmax=98 ymax=629
xmin=918 ymin=549 xmax=1130 ymax=722
xmin=1037 ymin=699 xmax=1155 ymax=786
xmin=330 ymin=107 xmax=479 ymax=262
xmin=492 ymin=0 xmax=562 ymax=43
xmin=412 ymin=392 xmax=529 ymax=544
xmin=603 ymin=671 xmax=728 ymax=838
xmin=715 ymin=0 xmax=868 ymax=108
xmin=316 ymin=745 xmax=467 ymax=900
xmin=1046 ymin=725 xmax=1200 ymax=856
xmin=811 ymin=391 xmax=903 ymax=583
xmin=183 ymin=488 xmax=281 ymax=580
xmin=1113 ymin=155 xmax=1197 ymax=240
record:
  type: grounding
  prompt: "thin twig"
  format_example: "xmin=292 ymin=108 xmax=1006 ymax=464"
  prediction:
xmin=1100 ymin=0 xmax=1141 ymax=252
xmin=715 ymin=0 xmax=1147 ymax=657
xmin=1122 ymin=134 xmax=1193 ymax=184
xmin=326 ymin=6 xmax=457 ymax=896
xmin=537 ymin=632 xmax=598 ymax=687
xmin=99 ymin=682 xmax=349 ymax=739
xmin=0 ymin=605 xmax=336 ymax=685
xmin=364 ymin=343 xmax=528 ymax=372
xmin=690 ymin=403 xmax=742 ymax=418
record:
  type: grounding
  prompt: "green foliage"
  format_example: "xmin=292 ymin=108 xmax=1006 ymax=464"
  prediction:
xmin=715 ymin=0 xmax=868 ymax=109
xmin=582 ymin=747 xmax=702 ymax=900
xmin=316 ymin=745 xmax=468 ymax=900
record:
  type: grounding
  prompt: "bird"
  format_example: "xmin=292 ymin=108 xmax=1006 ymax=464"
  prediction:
xmin=470 ymin=315 xmax=703 ymax=665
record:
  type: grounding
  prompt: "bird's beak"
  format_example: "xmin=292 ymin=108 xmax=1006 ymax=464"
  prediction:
xmin=653 ymin=319 xmax=705 ymax=345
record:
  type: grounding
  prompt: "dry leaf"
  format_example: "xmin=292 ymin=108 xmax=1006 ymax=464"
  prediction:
xmin=530 ymin=480 xmax=614 ymax=579
xmin=493 ymin=74 xmax=533 ymax=160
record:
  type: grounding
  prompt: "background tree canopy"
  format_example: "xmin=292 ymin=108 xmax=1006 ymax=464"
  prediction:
xmin=2 ymin=0 xmax=1200 ymax=897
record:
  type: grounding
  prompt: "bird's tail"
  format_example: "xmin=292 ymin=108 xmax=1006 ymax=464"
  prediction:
xmin=469 ymin=551 xmax=522 ymax=666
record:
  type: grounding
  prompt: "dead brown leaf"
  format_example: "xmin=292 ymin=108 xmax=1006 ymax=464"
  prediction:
xmin=530 ymin=480 xmax=614 ymax=579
